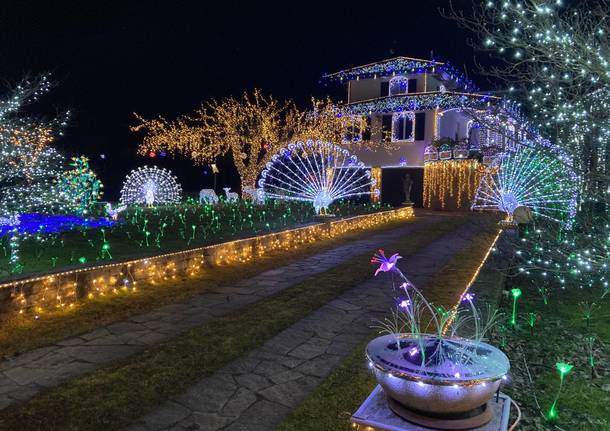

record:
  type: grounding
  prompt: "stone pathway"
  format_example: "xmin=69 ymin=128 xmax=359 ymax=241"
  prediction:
xmin=0 ymin=212 xmax=449 ymax=409
xmin=128 ymin=219 xmax=483 ymax=431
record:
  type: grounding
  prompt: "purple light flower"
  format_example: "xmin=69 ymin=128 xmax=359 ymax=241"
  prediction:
xmin=398 ymin=299 xmax=411 ymax=309
xmin=461 ymin=292 xmax=475 ymax=303
xmin=371 ymin=249 xmax=402 ymax=276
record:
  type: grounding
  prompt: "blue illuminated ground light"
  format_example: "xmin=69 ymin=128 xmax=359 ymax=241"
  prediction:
xmin=0 ymin=213 xmax=116 ymax=237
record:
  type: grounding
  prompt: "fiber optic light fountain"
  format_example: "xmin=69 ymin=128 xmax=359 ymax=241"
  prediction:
xmin=258 ymin=140 xmax=378 ymax=215
xmin=367 ymin=335 xmax=509 ymax=417
xmin=366 ymin=250 xmax=509 ymax=428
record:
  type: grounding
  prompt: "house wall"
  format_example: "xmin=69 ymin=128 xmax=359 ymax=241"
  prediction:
xmin=348 ymin=139 xmax=428 ymax=168
xmin=348 ymin=73 xmax=443 ymax=103
xmin=349 ymin=79 xmax=385 ymax=102
xmin=438 ymin=109 xmax=471 ymax=140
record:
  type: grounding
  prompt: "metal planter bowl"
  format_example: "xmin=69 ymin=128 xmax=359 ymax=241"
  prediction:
xmin=366 ymin=334 xmax=510 ymax=415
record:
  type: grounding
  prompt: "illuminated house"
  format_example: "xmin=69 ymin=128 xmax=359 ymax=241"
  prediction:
xmin=323 ymin=56 xmax=509 ymax=206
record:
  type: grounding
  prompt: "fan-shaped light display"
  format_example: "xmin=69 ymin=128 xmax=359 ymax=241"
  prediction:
xmin=120 ymin=166 xmax=182 ymax=206
xmin=471 ymin=147 xmax=577 ymax=228
xmin=258 ymin=140 xmax=378 ymax=214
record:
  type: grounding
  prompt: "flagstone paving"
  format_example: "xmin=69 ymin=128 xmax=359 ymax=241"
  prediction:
xmin=128 ymin=218 xmax=485 ymax=431
xmin=0 ymin=211 xmax=449 ymax=410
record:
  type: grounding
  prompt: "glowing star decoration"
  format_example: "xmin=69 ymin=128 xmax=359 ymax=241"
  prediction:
xmin=471 ymin=147 xmax=578 ymax=228
xmin=259 ymin=140 xmax=378 ymax=214
xmin=371 ymin=249 xmax=402 ymax=276
xmin=120 ymin=166 xmax=182 ymax=206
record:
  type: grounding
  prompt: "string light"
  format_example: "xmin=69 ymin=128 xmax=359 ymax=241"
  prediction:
xmin=471 ymin=147 xmax=578 ymax=228
xmin=0 ymin=75 xmax=70 ymax=218
xmin=344 ymin=91 xmax=498 ymax=116
xmin=423 ymin=160 xmax=484 ymax=209
xmin=120 ymin=166 xmax=182 ymax=206
xmin=447 ymin=1 xmax=609 ymax=194
xmin=1 ymin=207 xmax=413 ymax=315
xmin=132 ymin=89 xmax=302 ymax=192
xmin=259 ymin=140 xmax=378 ymax=214
xmin=58 ymin=156 xmax=103 ymax=215
xmin=322 ymin=56 xmax=480 ymax=92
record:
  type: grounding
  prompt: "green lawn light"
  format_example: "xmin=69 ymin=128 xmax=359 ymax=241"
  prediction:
xmin=527 ymin=312 xmax=537 ymax=336
xmin=584 ymin=336 xmax=596 ymax=378
xmin=510 ymin=288 xmax=522 ymax=326
xmin=548 ymin=362 xmax=573 ymax=421
xmin=101 ymin=242 xmax=112 ymax=259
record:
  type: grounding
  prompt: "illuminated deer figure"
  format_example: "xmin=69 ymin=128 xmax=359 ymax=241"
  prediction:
xmin=223 ymin=187 xmax=239 ymax=203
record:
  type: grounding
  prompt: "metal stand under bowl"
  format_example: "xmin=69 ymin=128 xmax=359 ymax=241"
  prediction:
xmin=351 ymin=385 xmax=511 ymax=431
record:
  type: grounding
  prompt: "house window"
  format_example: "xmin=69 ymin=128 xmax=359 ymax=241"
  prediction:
xmin=392 ymin=112 xmax=415 ymax=141
xmin=380 ymin=81 xmax=389 ymax=97
xmin=389 ymin=76 xmax=409 ymax=95
xmin=361 ymin=117 xmax=371 ymax=141
xmin=344 ymin=124 xmax=360 ymax=142
xmin=408 ymin=78 xmax=417 ymax=93
xmin=344 ymin=117 xmax=371 ymax=142
xmin=382 ymin=115 xmax=393 ymax=141
xmin=414 ymin=112 xmax=426 ymax=140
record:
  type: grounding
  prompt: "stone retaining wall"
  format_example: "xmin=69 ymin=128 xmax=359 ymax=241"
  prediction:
xmin=0 ymin=207 xmax=414 ymax=317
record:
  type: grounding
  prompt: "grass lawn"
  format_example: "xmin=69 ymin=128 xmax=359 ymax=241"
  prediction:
xmin=0 ymin=212 xmax=409 ymax=358
xmin=0 ymin=200 xmax=386 ymax=279
xmin=494 ymin=275 xmax=610 ymax=430
xmin=0 ymin=215 xmax=475 ymax=430
xmin=276 ymin=221 xmax=502 ymax=431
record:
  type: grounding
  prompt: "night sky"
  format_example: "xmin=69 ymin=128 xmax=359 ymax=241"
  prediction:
xmin=1 ymin=0 xmax=483 ymax=199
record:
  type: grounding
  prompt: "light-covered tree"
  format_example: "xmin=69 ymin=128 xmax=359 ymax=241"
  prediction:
xmin=444 ymin=0 xmax=609 ymax=191
xmin=132 ymin=89 xmax=302 ymax=191
xmin=0 ymin=75 xmax=69 ymax=217
xmin=58 ymin=156 xmax=103 ymax=215
xmin=133 ymin=94 xmax=392 ymax=193
xmin=442 ymin=1 xmax=610 ymax=289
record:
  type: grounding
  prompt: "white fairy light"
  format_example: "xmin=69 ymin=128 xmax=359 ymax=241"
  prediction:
xmin=259 ymin=140 xmax=378 ymax=214
xmin=472 ymin=147 xmax=577 ymax=228
xmin=120 ymin=166 xmax=182 ymax=206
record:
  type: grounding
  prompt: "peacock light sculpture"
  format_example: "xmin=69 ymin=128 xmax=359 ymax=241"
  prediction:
xmin=258 ymin=140 xmax=378 ymax=214
xmin=471 ymin=147 xmax=577 ymax=228
xmin=120 ymin=166 xmax=182 ymax=206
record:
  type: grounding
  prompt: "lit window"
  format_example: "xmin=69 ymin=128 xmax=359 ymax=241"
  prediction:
xmin=389 ymin=76 xmax=409 ymax=95
xmin=392 ymin=112 xmax=415 ymax=141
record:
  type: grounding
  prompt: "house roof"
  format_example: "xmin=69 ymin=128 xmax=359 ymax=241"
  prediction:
xmin=322 ymin=56 xmax=479 ymax=92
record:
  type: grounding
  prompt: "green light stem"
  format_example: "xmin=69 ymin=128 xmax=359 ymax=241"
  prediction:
xmin=511 ymin=295 xmax=518 ymax=326
xmin=548 ymin=378 xmax=564 ymax=421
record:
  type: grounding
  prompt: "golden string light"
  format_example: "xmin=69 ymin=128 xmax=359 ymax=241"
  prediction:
xmin=3 ymin=207 xmax=414 ymax=317
xmin=370 ymin=167 xmax=382 ymax=203
xmin=133 ymin=94 xmax=397 ymax=192
xmin=423 ymin=160 xmax=484 ymax=210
